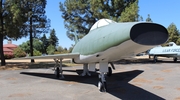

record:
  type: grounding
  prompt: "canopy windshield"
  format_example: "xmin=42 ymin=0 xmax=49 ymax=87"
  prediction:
xmin=90 ymin=19 xmax=116 ymax=31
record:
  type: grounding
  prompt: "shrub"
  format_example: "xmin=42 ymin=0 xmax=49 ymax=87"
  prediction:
xmin=54 ymin=51 xmax=61 ymax=54
xmin=13 ymin=47 xmax=26 ymax=58
xmin=4 ymin=54 xmax=14 ymax=59
xmin=28 ymin=49 xmax=42 ymax=56
xmin=46 ymin=44 xmax=55 ymax=55
xmin=33 ymin=49 xmax=42 ymax=56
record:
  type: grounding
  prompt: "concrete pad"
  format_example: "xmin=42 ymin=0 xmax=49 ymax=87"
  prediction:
xmin=0 ymin=60 xmax=180 ymax=100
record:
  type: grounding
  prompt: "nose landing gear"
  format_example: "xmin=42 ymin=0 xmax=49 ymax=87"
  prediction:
xmin=98 ymin=72 xmax=107 ymax=92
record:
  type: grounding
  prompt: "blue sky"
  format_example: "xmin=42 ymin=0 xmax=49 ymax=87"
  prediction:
xmin=5 ymin=0 xmax=180 ymax=49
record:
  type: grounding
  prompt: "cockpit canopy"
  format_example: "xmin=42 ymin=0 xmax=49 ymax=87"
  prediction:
xmin=90 ymin=19 xmax=117 ymax=31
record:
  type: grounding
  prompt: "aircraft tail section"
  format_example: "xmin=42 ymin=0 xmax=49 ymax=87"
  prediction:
xmin=168 ymin=42 xmax=177 ymax=46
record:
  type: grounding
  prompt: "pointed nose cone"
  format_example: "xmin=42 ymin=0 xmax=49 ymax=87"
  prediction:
xmin=130 ymin=23 xmax=168 ymax=45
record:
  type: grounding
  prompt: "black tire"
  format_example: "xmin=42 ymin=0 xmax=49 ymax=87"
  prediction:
xmin=103 ymin=82 xmax=107 ymax=92
xmin=174 ymin=57 xmax=177 ymax=62
xmin=154 ymin=56 xmax=157 ymax=63
xmin=56 ymin=67 xmax=60 ymax=78
xmin=100 ymin=81 xmax=107 ymax=92
xmin=107 ymin=67 xmax=112 ymax=77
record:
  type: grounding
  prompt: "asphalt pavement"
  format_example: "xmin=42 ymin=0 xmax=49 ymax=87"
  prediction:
xmin=0 ymin=59 xmax=180 ymax=100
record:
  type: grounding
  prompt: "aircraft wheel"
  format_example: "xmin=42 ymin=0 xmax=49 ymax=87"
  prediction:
xmin=154 ymin=56 xmax=157 ymax=63
xmin=98 ymin=81 xmax=107 ymax=92
xmin=55 ymin=67 xmax=60 ymax=78
xmin=173 ymin=57 xmax=177 ymax=62
xmin=107 ymin=67 xmax=112 ymax=77
xmin=98 ymin=81 xmax=102 ymax=90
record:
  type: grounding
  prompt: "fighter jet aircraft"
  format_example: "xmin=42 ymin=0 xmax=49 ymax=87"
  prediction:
xmin=149 ymin=42 xmax=180 ymax=62
xmin=23 ymin=19 xmax=168 ymax=92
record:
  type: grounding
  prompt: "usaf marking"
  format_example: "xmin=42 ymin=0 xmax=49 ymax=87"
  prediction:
xmin=163 ymin=48 xmax=180 ymax=52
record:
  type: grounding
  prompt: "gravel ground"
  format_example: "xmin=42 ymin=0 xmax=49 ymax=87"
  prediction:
xmin=0 ymin=58 xmax=180 ymax=100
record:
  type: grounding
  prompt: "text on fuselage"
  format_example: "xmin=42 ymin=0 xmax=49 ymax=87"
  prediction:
xmin=163 ymin=48 xmax=180 ymax=52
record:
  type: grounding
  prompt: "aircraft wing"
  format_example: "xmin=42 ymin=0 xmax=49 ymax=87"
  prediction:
xmin=16 ymin=53 xmax=80 ymax=60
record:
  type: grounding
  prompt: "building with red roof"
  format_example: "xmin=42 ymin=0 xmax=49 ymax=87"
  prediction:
xmin=3 ymin=40 xmax=18 ymax=55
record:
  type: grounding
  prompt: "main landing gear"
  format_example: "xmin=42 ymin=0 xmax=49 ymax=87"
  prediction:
xmin=173 ymin=57 xmax=177 ymax=62
xmin=107 ymin=67 xmax=112 ymax=77
xmin=153 ymin=55 xmax=157 ymax=63
xmin=81 ymin=64 xmax=91 ymax=76
xmin=53 ymin=59 xmax=114 ymax=92
xmin=54 ymin=58 xmax=64 ymax=79
xmin=106 ymin=62 xmax=115 ymax=77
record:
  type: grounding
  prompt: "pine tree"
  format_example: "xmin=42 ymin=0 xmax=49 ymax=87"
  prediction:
xmin=49 ymin=29 xmax=59 ymax=48
xmin=21 ymin=0 xmax=50 ymax=62
xmin=167 ymin=23 xmax=180 ymax=44
xmin=146 ymin=14 xmax=153 ymax=22
xmin=59 ymin=0 xmax=137 ymax=41
xmin=0 ymin=0 xmax=27 ymax=66
xmin=119 ymin=0 xmax=139 ymax=22
xmin=41 ymin=34 xmax=49 ymax=54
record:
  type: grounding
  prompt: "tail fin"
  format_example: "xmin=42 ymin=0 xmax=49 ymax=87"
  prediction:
xmin=74 ymin=33 xmax=79 ymax=44
xmin=168 ymin=42 xmax=177 ymax=46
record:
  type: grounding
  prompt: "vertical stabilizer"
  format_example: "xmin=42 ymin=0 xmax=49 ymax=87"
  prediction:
xmin=168 ymin=42 xmax=177 ymax=46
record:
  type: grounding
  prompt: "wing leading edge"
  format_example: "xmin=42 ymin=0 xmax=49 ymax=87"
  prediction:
xmin=19 ymin=53 xmax=80 ymax=60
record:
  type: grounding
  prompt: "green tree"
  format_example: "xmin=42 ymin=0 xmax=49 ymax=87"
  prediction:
xmin=49 ymin=29 xmax=59 ymax=47
xmin=119 ymin=0 xmax=139 ymax=22
xmin=139 ymin=16 xmax=143 ymax=21
xmin=59 ymin=0 xmax=137 ymax=41
xmin=146 ymin=14 xmax=153 ymax=22
xmin=57 ymin=46 xmax=64 ymax=53
xmin=22 ymin=0 xmax=50 ymax=62
xmin=176 ymin=38 xmax=180 ymax=45
xmin=0 ymin=0 xmax=28 ymax=65
xmin=63 ymin=47 xmax=68 ymax=53
xmin=64 ymin=47 xmax=67 ymax=51
xmin=167 ymin=23 xmax=180 ymax=44
xmin=33 ymin=49 xmax=42 ymax=56
xmin=19 ymin=39 xmax=43 ymax=54
xmin=33 ymin=39 xmax=43 ymax=53
xmin=56 ymin=46 xmax=68 ymax=54
xmin=19 ymin=41 xmax=30 ymax=53
xmin=41 ymin=33 xmax=49 ymax=54
xmin=13 ymin=47 xmax=26 ymax=58
xmin=46 ymin=44 xmax=55 ymax=55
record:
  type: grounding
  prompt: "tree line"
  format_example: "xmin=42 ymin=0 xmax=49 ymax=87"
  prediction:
xmin=19 ymin=29 xmax=71 ymax=56
xmin=5 ymin=28 xmax=70 ymax=59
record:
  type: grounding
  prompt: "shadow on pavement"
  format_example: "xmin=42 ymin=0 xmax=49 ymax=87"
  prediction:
xmin=4 ymin=62 xmax=70 ymax=69
xmin=114 ymin=58 xmax=180 ymax=65
xmin=20 ymin=70 xmax=165 ymax=100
